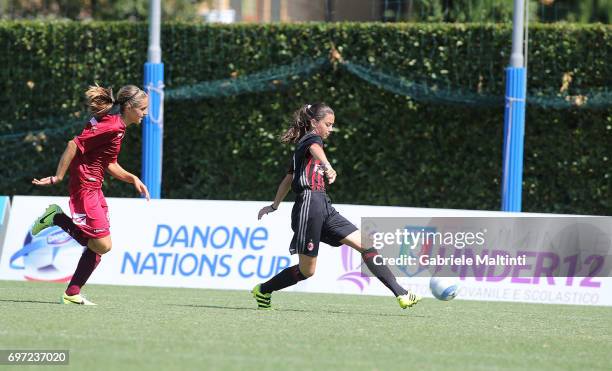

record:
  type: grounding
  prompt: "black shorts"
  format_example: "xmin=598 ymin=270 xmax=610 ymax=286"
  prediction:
xmin=289 ymin=190 xmax=358 ymax=257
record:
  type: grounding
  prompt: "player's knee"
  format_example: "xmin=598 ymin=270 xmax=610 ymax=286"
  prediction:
xmin=100 ymin=243 xmax=112 ymax=254
xmin=93 ymin=241 xmax=112 ymax=254
xmin=301 ymin=266 xmax=316 ymax=278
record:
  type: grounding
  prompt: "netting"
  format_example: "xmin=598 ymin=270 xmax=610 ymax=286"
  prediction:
xmin=165 ymin=57 xmax=329 ymax=101
xmin=165 ymin=56 xmax=611 ymax=108
xmin=3 ymin=50 xmax=608 ymax=177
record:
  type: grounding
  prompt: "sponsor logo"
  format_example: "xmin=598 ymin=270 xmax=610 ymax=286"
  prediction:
xmin=39 ymin=210 xmax=55 ymax=224
xmin=336 ymin=245 xmax=371 ymax=292
xmin=313 ymin=164 xmax=325 ymax=176
xmin=9 ymin=226 xmax=84 ymax=282
xmin=72 ymin=213 xmax=86 ymax=226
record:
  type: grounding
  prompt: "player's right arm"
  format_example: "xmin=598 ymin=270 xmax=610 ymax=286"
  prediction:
xmin=32 ymin=140 xmax=77 ymax=186
xmin=258 ymin=173 xmax=293 ymax=220
xmin=309 ymin=143 xmax=336 ymax=184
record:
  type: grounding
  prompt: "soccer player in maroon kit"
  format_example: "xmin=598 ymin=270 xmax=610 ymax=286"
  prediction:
xmin=253 ymin=103 xmax=421 ymax=310
xmin=31 ymin=84 xmax=149 ymax=305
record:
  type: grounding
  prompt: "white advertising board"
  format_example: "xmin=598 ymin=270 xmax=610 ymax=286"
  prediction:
xmin=1 ymin=196 xmax=610 ymax=306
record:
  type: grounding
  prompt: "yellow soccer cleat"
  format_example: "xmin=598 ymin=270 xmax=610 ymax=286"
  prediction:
xmin=251 ymin=284 xmax=272 ymax=310
xmin=61 ymin=293 xmax=97 ymax=306
xmin=397 ymin=291 xmax=421 ymax=309
xmin=31 ymin=204 xmax=64 ymax=236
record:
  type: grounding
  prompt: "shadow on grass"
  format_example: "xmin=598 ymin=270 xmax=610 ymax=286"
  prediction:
xmin=167 ymin=303 xmax=426 ymax=318
xmin=0 ymin=299 xmax=60 ymax=305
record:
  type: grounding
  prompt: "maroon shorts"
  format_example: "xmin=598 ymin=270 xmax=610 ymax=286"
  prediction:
xmin=69 ymin=188 xmax=110 ymax=239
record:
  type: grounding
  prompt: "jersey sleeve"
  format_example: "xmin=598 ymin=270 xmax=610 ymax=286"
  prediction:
xmin=73 ymin=126 xmax=119 ymax=154
xmin=301 ymin=135 xmax=324 ymax=151
xmin=287 ymin=157 xmax=295 ymax=174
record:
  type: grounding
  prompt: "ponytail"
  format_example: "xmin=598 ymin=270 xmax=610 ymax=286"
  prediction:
xmin=280 ymin=103 xmax=334 ymax=144
xmin=85 ymin=84 xmax=114 ymax=118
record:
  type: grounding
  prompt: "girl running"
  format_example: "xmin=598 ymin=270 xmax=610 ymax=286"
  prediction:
xmin=31 ymin=84 xmax=149 ymax=305
xmin=253 ymin=103 xmax=420 ymax=310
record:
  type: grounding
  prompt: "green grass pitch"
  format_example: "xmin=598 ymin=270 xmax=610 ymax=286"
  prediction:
xmin=0 ymin=281 xmax=610 ymax=370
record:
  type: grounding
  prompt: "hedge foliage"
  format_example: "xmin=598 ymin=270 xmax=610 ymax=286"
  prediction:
xmin=0 ymin=21 xmax=610 ymax=215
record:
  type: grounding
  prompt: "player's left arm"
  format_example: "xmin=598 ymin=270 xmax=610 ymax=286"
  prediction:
xmin=107 ymin=162 xmax=150 ymax=200
xmin=257 ymin=173 xmax=293 ymax=220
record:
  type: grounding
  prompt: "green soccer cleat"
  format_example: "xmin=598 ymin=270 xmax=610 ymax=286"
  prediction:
xmin=61 ymin=293 xmax=97 ymax=306
xmin=251 ymin=284 xmax=272 ymax=310
xmin=397 ymin=291 xmax=421 ymax=309
xmin=31 ymin=204 xmax=64 ymax=236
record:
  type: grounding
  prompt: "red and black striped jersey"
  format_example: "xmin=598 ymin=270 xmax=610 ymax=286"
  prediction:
xmin=288 ymin=133 xmax=326 ymax=193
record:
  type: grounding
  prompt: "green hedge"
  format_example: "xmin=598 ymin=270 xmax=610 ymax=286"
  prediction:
xmin=0 ymin=21 xmax=610 ymax=214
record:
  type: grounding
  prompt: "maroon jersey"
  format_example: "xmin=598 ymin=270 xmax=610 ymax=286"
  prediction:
xmin=69 ymin=115 xmax=126 ymax=193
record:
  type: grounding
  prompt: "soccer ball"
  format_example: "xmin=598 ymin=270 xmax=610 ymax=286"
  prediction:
xmin=429 ymin=277 xmax=459 ymax=301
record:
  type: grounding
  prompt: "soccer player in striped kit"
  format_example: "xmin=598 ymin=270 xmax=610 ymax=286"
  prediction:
xmin=254 ymin=103 xmax=421 ymax=310
xmin=31 ymin=84 xmax=150 ymax=305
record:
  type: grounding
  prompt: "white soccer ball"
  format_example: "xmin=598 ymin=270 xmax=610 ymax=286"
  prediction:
xmin=429 ymin=277 xmax=459 ymax=301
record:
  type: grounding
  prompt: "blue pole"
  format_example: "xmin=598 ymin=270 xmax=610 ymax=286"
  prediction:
xmin=143 ymin=0 xmax=163 ymax=199
xmin=143 ymin=63 xmax=164 ymax=199
xmin=501 ymin=0 xmax=527 ymax=212
xmin=501 ymin=67 xmax=526 ymax=211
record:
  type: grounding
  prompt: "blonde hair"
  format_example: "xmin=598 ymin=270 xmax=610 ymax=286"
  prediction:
xmin=85 ymin=84 xmax=147 ymax=118
xmin=85 ymin=84 xmax=114 ymax=117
